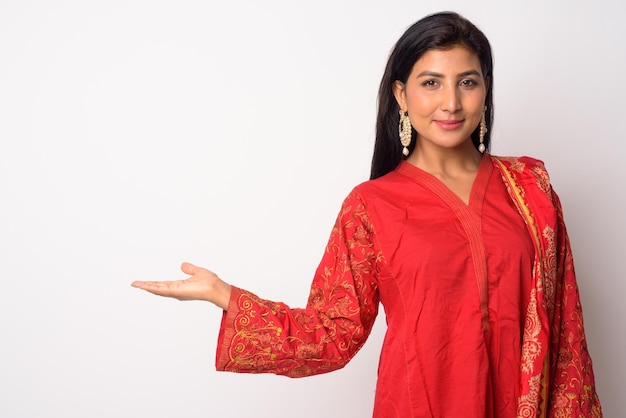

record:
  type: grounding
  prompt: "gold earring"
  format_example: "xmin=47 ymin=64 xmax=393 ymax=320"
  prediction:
xmin=399 ymin=110 xmax=412 ymax=156
xmin=478 ymin=107 xmax=487 ymax=153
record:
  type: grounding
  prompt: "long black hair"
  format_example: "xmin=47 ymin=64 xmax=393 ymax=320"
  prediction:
xmin=370 ymin=12 xmax=494 ymax=180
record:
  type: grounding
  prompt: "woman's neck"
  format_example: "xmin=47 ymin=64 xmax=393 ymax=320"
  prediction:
xmin=406 ymin=140 xmax=483 ymax=179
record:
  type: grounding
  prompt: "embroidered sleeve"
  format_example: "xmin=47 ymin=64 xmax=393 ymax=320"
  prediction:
xmin=547 ymin=190 xmax=602 ymax=416
xmin=215 ymin=191 xmax=381 ymax=378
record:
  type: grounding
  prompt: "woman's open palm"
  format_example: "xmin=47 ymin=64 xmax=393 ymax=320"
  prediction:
xmin=131 ymin=262 xmax=231 ymax=309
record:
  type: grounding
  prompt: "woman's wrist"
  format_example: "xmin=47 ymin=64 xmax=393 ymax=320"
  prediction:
xmin=209 ymin=279 xmax=232 ymax=310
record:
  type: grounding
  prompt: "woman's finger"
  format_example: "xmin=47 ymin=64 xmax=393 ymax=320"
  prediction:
xmin=131 ymin=280 xmax=180 ymax=297
xmin=180 ymin=262 xmax=199 ymax=276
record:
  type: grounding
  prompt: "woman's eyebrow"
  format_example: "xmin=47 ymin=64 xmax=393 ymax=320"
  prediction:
xmin=458 ymin=70 xmax=482 ymax=78
xmin=415 ymin=69 xmax=482 ymax=78
xmin=416 ymin=71 xmax=444 ymax=78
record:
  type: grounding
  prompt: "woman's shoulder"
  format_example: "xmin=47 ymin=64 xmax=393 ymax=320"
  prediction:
xmin=349 ymin=168 xmax=410 ymax=199
xmin=330 ymin=170 xmax=412 ymax=217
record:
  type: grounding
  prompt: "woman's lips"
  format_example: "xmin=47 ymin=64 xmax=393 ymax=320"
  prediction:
xmin=435 ymin=120 xmax=464 ymax=130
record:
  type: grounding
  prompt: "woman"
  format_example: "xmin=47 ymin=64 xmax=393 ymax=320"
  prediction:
xmin=132 ymin=11 xmax=602 ymax=417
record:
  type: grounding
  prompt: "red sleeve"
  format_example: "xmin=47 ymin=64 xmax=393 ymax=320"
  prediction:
xmin=547 ymin=190 xmax=602 ymax=416
xmin=215 ymin=191 xmax=382 ymax=377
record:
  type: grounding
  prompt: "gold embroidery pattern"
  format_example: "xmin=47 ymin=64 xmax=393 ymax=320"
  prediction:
xmin=541 ymin=226 xmax=556 ymax=315
xmin=517 ymin=374 xmax=541 ymax=418
xmin=529 ymin=164 xmax=552 ymax=197
xmin=497 ymin=156 xmax=526 ymax=173
xmin=521 ymin=289 xmax=542 ymax=375
xmin=229 ymin=293 xmax=289 ymax=370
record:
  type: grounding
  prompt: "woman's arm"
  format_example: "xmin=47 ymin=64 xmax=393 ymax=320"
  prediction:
xmin=131 ymin=191 xmax=383 ymax=377
xmin=215 ymin=191 xmax=382 ymax=377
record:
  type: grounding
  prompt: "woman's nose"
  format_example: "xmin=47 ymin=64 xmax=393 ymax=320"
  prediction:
xmin=441 ymin=86 xmax=462 ymax=112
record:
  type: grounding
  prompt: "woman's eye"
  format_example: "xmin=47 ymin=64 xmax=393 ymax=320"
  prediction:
xmin=421 ymin=79 xmax=438 ymax=88
xmin=460 ymin=79 xmax=478 ymax=87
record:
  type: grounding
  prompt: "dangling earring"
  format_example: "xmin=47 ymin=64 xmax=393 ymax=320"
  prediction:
xmin=399 ymin=110 xmax=412 ymax=156
xmin=478 ymin=107 xmax=487 ymax=153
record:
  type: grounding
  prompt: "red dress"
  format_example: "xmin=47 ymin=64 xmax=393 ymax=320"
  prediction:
xmin=215 ymin=156 xmax=601 ymax=417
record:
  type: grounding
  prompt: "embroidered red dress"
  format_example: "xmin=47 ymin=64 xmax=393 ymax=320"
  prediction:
xmin=215 ymin=156 xmax=601 ymax=417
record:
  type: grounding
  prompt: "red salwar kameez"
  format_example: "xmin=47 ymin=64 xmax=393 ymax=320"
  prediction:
xmin=215 ymin=155 xmax=602 ymax=417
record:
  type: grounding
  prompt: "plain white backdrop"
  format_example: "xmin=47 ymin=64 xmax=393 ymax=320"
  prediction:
xmin=1 ymin=0 xmax=623 ymax=417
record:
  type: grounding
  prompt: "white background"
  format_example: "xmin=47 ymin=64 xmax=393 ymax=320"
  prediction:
xmin=1 ymin=0 xmax=623 ymax=417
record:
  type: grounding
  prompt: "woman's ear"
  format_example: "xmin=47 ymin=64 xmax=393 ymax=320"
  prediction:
xmin=393 ymin=80 xmax=407 ymax=112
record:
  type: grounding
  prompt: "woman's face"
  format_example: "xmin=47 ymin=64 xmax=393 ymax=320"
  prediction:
xmin=393 ymin=46 xmax=487 ymax=154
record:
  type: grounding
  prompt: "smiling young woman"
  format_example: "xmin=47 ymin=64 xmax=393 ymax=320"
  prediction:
xmin=132 ymin=11 xmax=602 ymax=417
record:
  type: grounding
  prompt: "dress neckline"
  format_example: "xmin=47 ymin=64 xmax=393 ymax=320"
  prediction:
xmin=396 ymin=154 xmax=493 ymax=213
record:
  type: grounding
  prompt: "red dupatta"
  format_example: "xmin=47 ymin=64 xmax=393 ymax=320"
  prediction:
xmin=493 ymin=156 xmax=602 ymax=418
